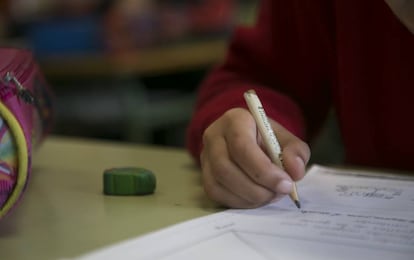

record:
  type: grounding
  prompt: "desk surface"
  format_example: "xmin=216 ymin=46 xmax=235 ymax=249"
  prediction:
xmin=0 ymin=136 xmax=219 ymax=260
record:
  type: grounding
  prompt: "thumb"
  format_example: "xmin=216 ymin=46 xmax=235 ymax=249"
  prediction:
xmin=268 ymin=119 xmax=310 ymax=181
xmin=282 ymin=140 xmax=311 ymax=181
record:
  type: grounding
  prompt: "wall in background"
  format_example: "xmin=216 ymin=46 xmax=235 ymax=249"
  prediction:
xmin=1 ymin=0 xmax=258 ymax=147
xmin=1 ymin=0 xmax=344 ymax=165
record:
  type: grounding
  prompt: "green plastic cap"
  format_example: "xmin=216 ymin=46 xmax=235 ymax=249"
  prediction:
xmin=103 ymin=167 xmax=156 ymax=195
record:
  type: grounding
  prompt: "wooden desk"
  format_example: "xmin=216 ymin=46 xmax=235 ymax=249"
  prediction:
xmin=0 ymin=136 xmax=220 ymax=260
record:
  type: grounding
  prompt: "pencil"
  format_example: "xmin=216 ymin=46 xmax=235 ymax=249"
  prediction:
xmin=243 ymin=89 xmax=301 ymax=209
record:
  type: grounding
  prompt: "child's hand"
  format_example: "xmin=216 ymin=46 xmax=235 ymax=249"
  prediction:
xmin=200 ymin=108 xmax=310 ymax=208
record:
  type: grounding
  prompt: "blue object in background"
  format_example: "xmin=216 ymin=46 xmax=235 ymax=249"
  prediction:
xmin=27 ymin=16 xmax=103 ymax=56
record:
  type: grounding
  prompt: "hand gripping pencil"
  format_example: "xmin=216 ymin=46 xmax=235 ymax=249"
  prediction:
xmin=244 ymin=89 xmax=301 ymax=209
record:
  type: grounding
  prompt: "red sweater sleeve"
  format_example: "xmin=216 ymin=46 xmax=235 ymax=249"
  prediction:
xmin=186 ymin=0 xmax=335 ymax=162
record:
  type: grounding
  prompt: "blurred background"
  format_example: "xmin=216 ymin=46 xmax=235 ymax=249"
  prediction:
xmin=0 ymin=0 xmax=343 ymax=164
xmin=0 ymin=0 xmax=258 ymax=146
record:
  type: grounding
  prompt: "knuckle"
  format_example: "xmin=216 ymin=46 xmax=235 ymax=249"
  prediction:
xmin=223 ymin=107 xmax=243 ymax=118
xmin=222 ymin=108 xmax=251 ymax=127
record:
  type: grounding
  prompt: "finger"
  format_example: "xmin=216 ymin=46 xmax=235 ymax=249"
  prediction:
xmin=282 ymin=140 xmax=311 ymax=181
xmin=201 ymin=137 xmax=276 ymax=207
xmin=201 ymin=156 xmax=256 ymax=209
xmin=226 ymin=132 xmax=294 ymax=195
xmin=201 ymin=166 xmax=245 ymax=208
xmin=223 ymin=113 xmax=293 ymax=194
xmin=269 ymin=120 xmax=311 ymax=181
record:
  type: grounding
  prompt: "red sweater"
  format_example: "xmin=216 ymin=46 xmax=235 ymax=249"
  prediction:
xmin=186 ymin=0 xmax=414 ymax=171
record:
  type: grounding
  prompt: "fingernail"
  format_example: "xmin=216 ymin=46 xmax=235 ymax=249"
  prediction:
xmin=276 ymin=180 xmax=293 ymax=194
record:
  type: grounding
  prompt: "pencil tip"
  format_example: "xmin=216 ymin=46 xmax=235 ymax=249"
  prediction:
xmin=294 ymin=200 xmax=301 ymax=209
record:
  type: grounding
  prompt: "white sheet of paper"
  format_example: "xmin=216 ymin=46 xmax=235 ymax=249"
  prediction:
xmin=76 ymin=165 xmax=414 ymax=260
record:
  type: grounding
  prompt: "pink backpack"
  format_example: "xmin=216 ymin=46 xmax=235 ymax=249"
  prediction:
xmin=0 ymin=48 xmax=54 ymax=219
